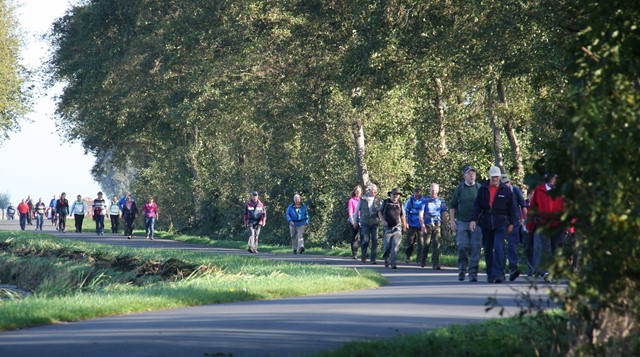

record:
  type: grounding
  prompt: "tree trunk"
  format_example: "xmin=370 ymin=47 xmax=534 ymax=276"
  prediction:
xmin=433 ymin=77 xmax=448 ymax=156
xmin=352 ymin=121 xmax=370 ymax=188
xmin=497 ymin=78 xmax=525 ymax=187
xmin=486 ymin=82 xmax=505 ymax=172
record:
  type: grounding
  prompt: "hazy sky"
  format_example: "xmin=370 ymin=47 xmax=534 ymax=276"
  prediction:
xmin=0 ymin=0 xmax=102 ymax=204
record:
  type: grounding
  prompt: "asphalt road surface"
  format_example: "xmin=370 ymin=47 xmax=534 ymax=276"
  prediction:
xmin=0 ymin=219 xmax=555 ymax=356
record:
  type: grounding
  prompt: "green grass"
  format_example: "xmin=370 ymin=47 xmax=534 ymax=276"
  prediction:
xmin=0 ymin=230 xmax=385 ymax=331
xmin=316 ymin=312 xmax=572 ymax=357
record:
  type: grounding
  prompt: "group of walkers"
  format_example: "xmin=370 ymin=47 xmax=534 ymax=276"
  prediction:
xmin=344 ymin=165 xmax=568 ymax=283
xmin=8 ymin=192 xmax=160 ymax=241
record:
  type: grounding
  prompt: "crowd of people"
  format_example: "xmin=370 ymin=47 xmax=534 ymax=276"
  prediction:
xmin=242 ymin=163 xmax=570 ymax=284
xmin=6 ymin=191 xmax=159 ymax=241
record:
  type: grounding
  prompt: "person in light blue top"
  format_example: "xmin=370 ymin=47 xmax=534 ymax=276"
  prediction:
xmin=286 ymin=194 xmax=309 ymax=254
xmin=422 ymin=183 xmax=447 ymax=269
xmin=404 ymin=187 xmax=427 ymax=264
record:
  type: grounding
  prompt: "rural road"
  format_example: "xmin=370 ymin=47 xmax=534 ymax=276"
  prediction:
xmin=0 ymin=220 xmax=554 ymax=356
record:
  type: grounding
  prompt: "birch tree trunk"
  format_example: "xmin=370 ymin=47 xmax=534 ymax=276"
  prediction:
xmin=486 ymin=82 xmax=505 ymax=172
xmin=497 ymin=78 xmax=525 ymax=187
xmin=352 ymin=121 xmax=370 ymax=188
xmin=433 ymin=77 xmax=448 ymax=156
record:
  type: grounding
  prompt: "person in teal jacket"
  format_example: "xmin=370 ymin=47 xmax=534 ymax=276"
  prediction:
xmin=286 ymin=194 xmax=309 ymax=254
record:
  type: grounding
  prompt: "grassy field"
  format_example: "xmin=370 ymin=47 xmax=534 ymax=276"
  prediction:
xmin=0 ymin=230 xmax=385 ymax=331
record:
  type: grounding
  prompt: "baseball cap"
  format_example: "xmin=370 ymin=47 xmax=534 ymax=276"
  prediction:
xmin=251 ymin=191 xmax=259 ymax=196
xmin=501 ymin=174 xmax=510 ymax=183
xmin=463 ymin=165 xmax=476 ymax=174
xmin=488 ymin=166 xmax=502 ymax=177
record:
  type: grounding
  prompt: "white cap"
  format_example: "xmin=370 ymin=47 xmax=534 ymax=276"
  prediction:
xmin=488 ymin=166 xmax=502 ymax=177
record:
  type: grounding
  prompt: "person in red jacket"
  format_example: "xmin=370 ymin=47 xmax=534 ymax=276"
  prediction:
xmin=17 ymin=199 xmax=29 ymax=230
xmin=527 ymin=173 xmax=564 ymax=282
xmin=243 ymin=191 xmax=266 ymax=254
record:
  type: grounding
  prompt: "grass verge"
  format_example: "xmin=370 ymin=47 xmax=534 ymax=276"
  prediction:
xmin=0 ymin=230 xmax=385 ymax=332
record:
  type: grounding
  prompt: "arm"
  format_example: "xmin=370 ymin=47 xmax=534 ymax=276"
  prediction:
xmin=378 ymin=201 xmax=387 ymax=227
xmin=286 ymin=205 xmax=294 ymax=225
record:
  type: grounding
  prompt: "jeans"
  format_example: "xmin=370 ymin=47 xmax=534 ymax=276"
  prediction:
xmin=360 ymin=223 xmax=379 ymax=262
xmin=289 ymin=224 xmax=307 ymax=251
xmin=19 ymin=213 xmax=27 ymax=230
xmin=144 ymin=216 xmax=156 ymax=238
xmin=35 ymin=213 xmax=44 ymax=230
xmin=248 ymin=224 xmax=261 ymax=250
xmin=456 ymin=220 xmax=482 ymax=276
xmin=58 ymin=214 xmax=67 ymax=232
xmin=405 ymin=226 xmax=423 ymax=262
xmin=482 ymin=225 xmax=507 ymax=281
xmin=506 ymin=223 xmax=521 ymax=270
xmin=74 ymin=214 xmax=85 ymax=233
xmin=110 ymin=215 xmax=120 ymax=233
xmin=95 ymin=214 xmax=105 ymax=234
xmin=532 ymin=229 xmax=563 ymax=275
xmin=382 ymin=226 xmax=403 ymax=267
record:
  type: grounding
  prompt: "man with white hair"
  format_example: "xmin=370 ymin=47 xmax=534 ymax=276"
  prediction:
xmin=286 ymin=194 xmax=309 ymax=254
xmin=450 ymin=165 xmax=482 ymax=282
xmin=355 ymin=183 xmax=381 ymax=264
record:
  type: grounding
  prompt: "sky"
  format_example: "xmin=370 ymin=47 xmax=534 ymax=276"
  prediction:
xmin=0 ymin=0 xmax=102 ymax=204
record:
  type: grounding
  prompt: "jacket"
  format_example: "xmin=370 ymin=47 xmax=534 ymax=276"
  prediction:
xmin=286 ymin=203 xmax=309 ymax=226
xmin=469 ymin=182 xmax=515 ymax=230
xmin=355 ymin=193 xmax=381 ymax=226
xmin=527 ymin=183 xmax=564 ymax=230
xmin=244 ymin=199 xmax=266 ymax=226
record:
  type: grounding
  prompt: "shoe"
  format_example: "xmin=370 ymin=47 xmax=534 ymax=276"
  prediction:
xmin=542 ymin=272 xmax=553 ymax=283
xmin=405 ymin=257 xmax=410 ymax=264
xmin=127 ymin=235 xmax=132 ymax=240
xmin=420 ymin=262 xmax=425 ymax=268
xmin=487 ymin=277 xmax=495 ymax=283
xmin=361 ymin=254 xmax=367 ymax=263
xmin=371 ymin=260 xmax=377 ymax=265
xmin=146 ymin=236 xmax=150 ymax=240
xmin=150 ymin=237 xmax=154 ymax=240
xmin=470 ymin=274 xmax=478 ymax=282
xmin=247 ymin=248 xmax=253 ymax=253
xmin=495 ymin=278 xmax=503 ymax=284
xmin=351 ymin=254 xmax=357 ymax=260
xmin=509 ymin=269 xmax=521 ymax=282
xmin=252 ymin=248 xmax=258 ymax=254
xmin=299 ymin=247 xmax=305 ymax=254
xmin=293 ymin=249 xmax=297 ymax=254
xmin=458 ymin=272 xmax=465 ymax=281
xmin=392 ymin=265 xmax=397 ymax=269
xmin=433 ymin=264 xmax=441 ymax=270
xmin=384 ymin=258 xmax=390 ymax=268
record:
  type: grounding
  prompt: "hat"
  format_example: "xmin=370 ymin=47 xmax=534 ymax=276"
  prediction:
xmin=501 ymin=174 xmax=510 ymax=184
xmin=463 ymin=165 xmax=476 ymax=174
xmin=387 ymin=188 xmax=403 ymax=196
xmin=251 ymin=191 xmax=259 ymax=196
xmin=488 ymin=166 xmax=502 ymax=177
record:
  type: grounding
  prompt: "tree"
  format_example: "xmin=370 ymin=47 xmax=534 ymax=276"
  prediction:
xmin=0 ymin=0 xmax=30 ymax=142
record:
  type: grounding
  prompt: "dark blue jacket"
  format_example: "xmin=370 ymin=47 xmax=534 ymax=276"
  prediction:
xmin=469 ymin=183 xmax=515 ymax=230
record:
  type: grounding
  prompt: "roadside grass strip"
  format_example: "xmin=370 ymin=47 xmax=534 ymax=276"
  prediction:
xmin=0 ymin=231 xmax=385 ymax=331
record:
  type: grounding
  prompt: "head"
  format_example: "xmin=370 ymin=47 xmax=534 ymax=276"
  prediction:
xmin=251 ymin=191 xmax=259 ymax=201
xmin=488 ymin=166 xmax=502 ymax=186
xmin=501 ymin=174 xmax=511 ymax=187
xmin=97 ymin=192 xmax=103 ymax=199
xmin=112 ymin=195 xmax=118 ymax=202
xmin=60 ymin=192 xmax=66 ymax=199
xmin=545 ymin=173 xmax=557 ymax=188
xmin=126 ymin=195 xmax=133 ymax=202
xmin=430 ymin=183 xmax=440 ymax=197
xmin=351 ymin=185 xmax=363 ymax=198
xmin=388 ymin=188 xmax=402 ymax=203
xmin=38 ymin=197 xmax=43 ymax=202
xmin=148 ymin=196 xmax=154 ymax=203
xmin=413 ymin=187 xmax=422 ymax=199
xmin=463 ymin=165 xmax=476 ymax=184
xmin=77 ymin=195 xmax=82 ymax=201
xmin=293 ymin=194 xmax=301 ymax=205
xmin=368 ymin=183 xmax=378 ymax=196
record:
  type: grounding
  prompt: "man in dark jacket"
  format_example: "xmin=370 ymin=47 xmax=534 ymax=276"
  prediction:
xmin=470 ymin=166 xmax=515 ymax=283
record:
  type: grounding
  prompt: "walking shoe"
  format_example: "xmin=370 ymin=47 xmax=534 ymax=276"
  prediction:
xmin=433 ymin=264 xmax=441 ymax=270
xmin=371 ymin=260 xmax=377 ymax=265
xmin=299 ymin=247 xmax=305 ymax=254
xmin=495 ymin=278 xmax=503 ymax=284
xmin=392 ymin=265 xmax=398 ymax=269
xmin=351 ymin=254 xmax=357 ymax=260
xmin=487 ymin=276 xmax=495 ymax=283
xmin=384 ymin=257 xmax=390 ymax=268
xmin=252 ymin=248 xmax=258 ymax=254
xmin=542 ymin=272 xmax=553 ymax=283
xmin=469 ymin=274 xmax=478 ymax=282
xmin=293 ymin=249 xmax=297 ymax=254
xmin=405 ymin=257 xmax=410 ymax=264
xmin=509 ymin=269 xmax=521 ymax=282
xmin=146 ymin=236 xmax=150 ymax=240
xmin=127 ymin=235 xmax=132 ymax=240
xmin=361 ymin=254 xmax=368 ymax=263
xmin=247 ymin=248 xmax=253 ymax=253
xmin=458 ymin=272 xmax=465 ymax=281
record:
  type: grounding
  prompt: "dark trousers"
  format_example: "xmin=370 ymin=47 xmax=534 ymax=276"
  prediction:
xmin=58 ymin=214 xmax=67 ymax=232
xmin=124 ymin=216 xmax=135 ymax=236
xmin=482 ymin=226 xmax=507 ymax=280
xmin=19 ymin=213 xmax=27 ymax=230
xmin=74 ymin=214 xmax=84 ymax=232
xmin=110 ymin=215 xmax=120 ymax=233
xmin=405 ymin=226 xmax=422 ymax=262
xmin=348 ymin=223 xmax=360 ymax=257
xmin=95 ymin=215 xmax=105 ymax=234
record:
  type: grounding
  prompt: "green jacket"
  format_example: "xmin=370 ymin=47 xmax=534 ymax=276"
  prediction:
xmin=449 ymin=182 xmax=480 ymax=222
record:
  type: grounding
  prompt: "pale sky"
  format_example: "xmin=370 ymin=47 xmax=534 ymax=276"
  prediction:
xmin=0 ymin=0 xmax=102 ymax=205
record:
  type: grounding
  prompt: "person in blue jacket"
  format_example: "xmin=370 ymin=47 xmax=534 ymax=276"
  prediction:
xmin=470 ymin=166 xmax=515 ymax=283
xmin=286 ymin=194 xmax=309 ymax=254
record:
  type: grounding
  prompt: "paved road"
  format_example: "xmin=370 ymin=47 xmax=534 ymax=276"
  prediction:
xmin=0 ymin=220 xmax=553 ymax=356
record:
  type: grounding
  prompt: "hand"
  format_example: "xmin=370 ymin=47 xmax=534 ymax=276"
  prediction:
xmin=469 ymin=221 xmax=476 ymax=232
xmin=290 ymin=221 xmax=294 ymax=226
xmin=507 ymin=224 xmax=513 ymax=234
xmin=449 ymin=221 xmax=456 ymax=231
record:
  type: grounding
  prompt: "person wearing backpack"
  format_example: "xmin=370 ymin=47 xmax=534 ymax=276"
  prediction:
xmin=380 ymin=188 xmax=407 ymax=269
xmin=355 ymin=183 xmax=381 ymax=264
xmin=243 ymin=191 xmax=266 ymax=253
xmin=422 ymin=183 xmax=448 ymax=270
xmin=404 ymin=187 xmax=426 ymax=264
xmin=70 ymin=194 xmax=87 ymax=233
xmin=449 ymin=165 xmax=483 ymax=282
xmin=501 ymin=174 xmax=527 ymax=281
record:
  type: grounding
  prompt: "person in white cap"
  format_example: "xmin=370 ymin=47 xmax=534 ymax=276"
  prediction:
xmin=469 ymin=166 xmax=515 ymax=283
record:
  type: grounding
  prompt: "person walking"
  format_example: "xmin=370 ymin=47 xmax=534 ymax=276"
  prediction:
xmin=26 ymin=195 xmax=34 ymax=226
xmin=34 ymin=198 xmax=47 ymax=230
xmin=70 ymin=194 xmax=87 ymax=233
xmin=527 ymin=173 xmax=565 ymax=282
xmin=449 ymin=165 xmax=483 ymax=282
xmin=56 ymin=193 xmax=70 ymax=233
xmin=286 ymin=194 xmax=309 ymax=254
xmin=355 ymin=183 xmax=381 ymax=264
xmin=6 ymin=204 xmax=15 ymax=220
xmin=17 ymin=199 xmax=29 ymax=230
xmin=92 ymin=192 xmax=108 ymax=236
xmin=404 ymin=187 xmax=426 ymax=264
xmin=141 ymin=196 xmax=159 ymax=240
xmin=121 ymin=195 xmax=138 ymax=239
xmin=243 ymin=191 xmax=266 ymax=253
xmin=49 ymin=194 xmax=58 ymax=226
xmin=380 ymin=188 xmax=407 ymax=269
xmin=501 ymin=174 xmax=528 ymax=281
xmin=109 ymin=195 xmax=121 ymax=234
xmin=469 ymin=166 xmax=515 ymax=284
xmin=347 ymin=185 xmax=363 ymax=259
xmin=422 ymin=183 xmax=447 ymax=270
